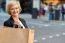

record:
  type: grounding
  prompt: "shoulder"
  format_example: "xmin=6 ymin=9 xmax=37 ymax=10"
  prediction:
xmin=19 ymin=18 xmax=26 ymax=22
xmin=19 ymin=18 xmax=28 ymax=28
xmin=19 ymin=18 xmax=26 ymax=25
xmin=4 ymin=19 xmax=10 ymax=24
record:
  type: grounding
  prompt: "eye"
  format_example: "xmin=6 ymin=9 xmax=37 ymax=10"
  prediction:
xmin=10 ymin=7 xmax=14 ymax=10
xmin=15 ymin=7 xmax=19 ymax=9
xmin=10 ymin=8 xmax=14 ymax=10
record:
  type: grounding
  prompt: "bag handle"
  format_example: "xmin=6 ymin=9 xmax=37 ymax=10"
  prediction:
xmin=13 ymin=23 xmax=21 ymax=29
xmin=13 ymin=23 xmax=25 ymax=29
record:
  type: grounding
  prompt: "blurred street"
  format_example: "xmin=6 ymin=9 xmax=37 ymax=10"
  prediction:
xmin=0 ymin=11 xmax=65 ymax=43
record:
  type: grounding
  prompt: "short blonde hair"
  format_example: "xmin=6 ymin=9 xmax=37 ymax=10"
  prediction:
xmin=6 ymin=1 xmax=22 ymax=14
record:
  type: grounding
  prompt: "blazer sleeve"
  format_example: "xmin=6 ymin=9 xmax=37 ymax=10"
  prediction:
xmin=4 ymin=21 xmax=13 ymax=27
xmin=4 ymin=21 xmax=9 ymax=27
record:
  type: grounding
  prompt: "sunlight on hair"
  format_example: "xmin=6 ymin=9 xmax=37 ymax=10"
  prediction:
xmin=6 ymin=1 xmax=21 ymax=13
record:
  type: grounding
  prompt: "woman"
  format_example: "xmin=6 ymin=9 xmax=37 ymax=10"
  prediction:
xmin=4 ymin=1 xmax=28 ymax=29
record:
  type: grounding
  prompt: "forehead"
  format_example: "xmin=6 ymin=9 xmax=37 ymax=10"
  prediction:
xmin=11 ymin=4 xmax=19 ymax=8
xmin=7 ymin=2 xmax=20 ymax=8
xmin=9 ymin=3 xmax=19 ymax=7
xmin=8 ymin=4 xmax=20 ymax=10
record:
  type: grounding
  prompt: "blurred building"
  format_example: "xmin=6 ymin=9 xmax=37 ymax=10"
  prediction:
xmin=42 ymin=0 xmax=65 ymax=5
xmin=61 ymin=0 xmax=65 ymax=4
xmin=19 ymin=0 xmax=32 ymax=13
xmin=1 ymin=0 xmax=65 ymax=13
xmin=42 ymin=0 xmax=60 ymax=5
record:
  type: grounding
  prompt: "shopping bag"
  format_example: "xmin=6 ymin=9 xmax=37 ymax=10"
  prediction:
xmin=0 ymin=27 xmax=34 ymax=43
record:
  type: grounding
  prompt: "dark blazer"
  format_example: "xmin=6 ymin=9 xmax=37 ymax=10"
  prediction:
xmin=4 ymin=17 xmax=28 ymax=28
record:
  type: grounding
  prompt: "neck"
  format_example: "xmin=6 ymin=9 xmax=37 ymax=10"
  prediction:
xmin=12 ymin=16 xmax=19 ymax=21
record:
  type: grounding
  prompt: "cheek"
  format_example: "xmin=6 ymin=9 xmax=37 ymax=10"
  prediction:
xmin=16 ymin=9 xmax=20 ymax=13
xmin=17 ymin=9 xmax=20 ymax=12
xmin=10 ymin=10 xmax=14 ymax=13
xmin=9 ymin=8 xmax=20 ymax=14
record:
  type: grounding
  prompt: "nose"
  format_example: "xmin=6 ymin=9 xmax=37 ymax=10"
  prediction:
xmin=14 ymin=9 xmax=17 ymax=13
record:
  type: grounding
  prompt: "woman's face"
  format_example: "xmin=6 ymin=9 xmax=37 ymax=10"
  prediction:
xmin=9 ymin=4 xmax=20 ymax=17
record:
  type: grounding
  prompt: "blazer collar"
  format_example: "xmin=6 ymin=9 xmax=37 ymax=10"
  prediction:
xmin=10 ymin=16 xmax=21 ymax=21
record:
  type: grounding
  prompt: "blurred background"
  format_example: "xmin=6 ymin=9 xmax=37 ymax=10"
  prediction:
xmin=0 ymin=0 xmax=65 ymax=43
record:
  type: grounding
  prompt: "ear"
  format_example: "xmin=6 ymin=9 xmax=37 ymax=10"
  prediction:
xmin=19 ymin=8 xmax=22 ymax=13
xmin=8 ymin=10 xmax=11 ymax=15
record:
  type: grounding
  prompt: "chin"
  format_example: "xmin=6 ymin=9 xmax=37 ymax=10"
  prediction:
xmin=12 ymin=14 xmax=19 ymax=17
